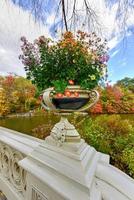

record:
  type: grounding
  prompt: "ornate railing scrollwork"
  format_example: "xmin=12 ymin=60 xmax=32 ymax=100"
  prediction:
xmin=0 ymin=142 xmax=26 ymax=198
xmin=32 ymin=187 xmax=48 ymax=200
xmin=9 ymin=151 xmax=26 ymax=193
xmin=0 ymin=145 xmax=11 ymax=179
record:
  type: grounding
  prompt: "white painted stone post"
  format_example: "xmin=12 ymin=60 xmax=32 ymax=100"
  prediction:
xmin=19 ymin=118 xmax=134 ymax=200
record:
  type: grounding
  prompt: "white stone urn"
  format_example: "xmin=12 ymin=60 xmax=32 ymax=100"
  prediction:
xmin=41 ymin=85 xmax=99 ymax=113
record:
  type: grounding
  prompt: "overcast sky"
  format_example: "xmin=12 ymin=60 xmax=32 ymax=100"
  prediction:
xmin=0 ymin=0 xmax=134 ymax=83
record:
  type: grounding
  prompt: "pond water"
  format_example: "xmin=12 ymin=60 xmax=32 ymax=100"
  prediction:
xmin=0 ymin=114 xmax=133 ymax=137
xmin=0 ymin=114 xmax=59 ymax=136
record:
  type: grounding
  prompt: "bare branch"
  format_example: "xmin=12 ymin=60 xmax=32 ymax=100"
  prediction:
xmin=61 ymin=0 xmax=68 ymax=31
xmin=8 ymin=0 xmax=134 ymax=36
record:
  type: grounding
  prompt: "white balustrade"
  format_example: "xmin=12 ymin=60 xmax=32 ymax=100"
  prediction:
xmin=0 ymin=119 xmax=134 ymax=200
xmin=0 ymin=127 xmax=41 ymax=200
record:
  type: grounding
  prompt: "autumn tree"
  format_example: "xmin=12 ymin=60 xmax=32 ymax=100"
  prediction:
xmin=90 ymin=83 xmax=134 ymax=114
xmin=0 ymin=88 xmax=9 ymax=116
xmin=1 ymin=75 xmax=38 ymax=115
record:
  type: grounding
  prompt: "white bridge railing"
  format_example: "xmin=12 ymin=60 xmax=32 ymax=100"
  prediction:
xmin=0 ymin=123 xmax=134 ymax=200
xmin=0 ymin=127 xmax=41 ymax=200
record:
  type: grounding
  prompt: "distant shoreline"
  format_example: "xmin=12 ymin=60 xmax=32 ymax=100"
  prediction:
xmin=0 ymin=112 xmax=134 ymax=120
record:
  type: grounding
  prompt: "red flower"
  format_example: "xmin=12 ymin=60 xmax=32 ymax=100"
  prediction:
xmin=64 ymin=90 xmax=71 ymax=97
xmin=56 ymin=93 xmax=63 ymax=98
xmin=68 ymin=80 xmax=74 ymax=85
xmin=74 ymin=92 xmax=79 ymax=97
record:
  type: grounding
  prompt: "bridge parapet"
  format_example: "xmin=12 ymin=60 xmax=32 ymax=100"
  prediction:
xmin=0 ymin=127 xmax=41 ymax=200
xmin=0 ymin=122 xmax=134 ymax=200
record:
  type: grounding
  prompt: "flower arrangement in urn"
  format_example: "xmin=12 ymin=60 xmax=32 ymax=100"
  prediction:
xmin=19 ymin=31 xmax=109 ymax=112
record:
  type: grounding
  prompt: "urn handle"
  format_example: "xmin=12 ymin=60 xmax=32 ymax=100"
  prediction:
xmin=41 ymin=87 xmax=56 ymax=111
xmin=77 ymin=90 xmax=99 ymax=112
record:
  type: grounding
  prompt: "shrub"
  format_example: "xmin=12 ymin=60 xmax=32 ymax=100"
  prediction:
xmin=78 ymin=114 xmax=134 ymax=178
xmin=32 ymin=124 xmax=53 ymax=139
xmin=90 ymin=102 xmax=103 ymax=113
xmin=122 ymin=147 xmax=134 ymax=177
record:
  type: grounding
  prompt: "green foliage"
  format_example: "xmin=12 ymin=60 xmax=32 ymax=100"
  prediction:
xmin=78 ymin=115 xmax=134 ymax=178
xmin=122 ymin=147 xmax=134 ymax=177
xmin=51 ymin=80 xmax=67 ymax=93
xmin=20 ymin=31 xmax=109 ymax=92
xmin=117 ymin=77 xmax=134 ymax=92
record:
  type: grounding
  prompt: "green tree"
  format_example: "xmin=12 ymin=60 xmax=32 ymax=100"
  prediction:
xmin=116 ymin=77 xmax=134 ymax=92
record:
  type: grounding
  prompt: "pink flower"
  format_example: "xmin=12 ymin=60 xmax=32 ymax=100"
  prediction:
xmin=99 ymin=55 xmax=109 ymax=63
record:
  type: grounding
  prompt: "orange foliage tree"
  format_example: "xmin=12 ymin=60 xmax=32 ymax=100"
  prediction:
xmin=90 ymin=84 xmax=134 ymax=114
xmin=0 ymin=88 xmax=9 ymax=116
xmin=0 ymin=75 xmax=38 ymax=115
